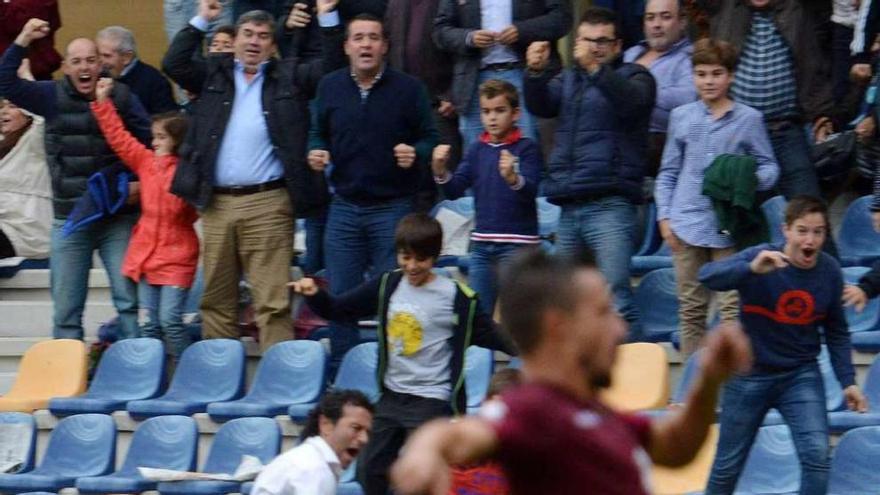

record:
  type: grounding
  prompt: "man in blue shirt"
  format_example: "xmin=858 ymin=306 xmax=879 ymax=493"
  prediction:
xmin=163 ymin=0 xmax=344 ymax=351
xmin=623 ymin=0 xmax=696 ymax=177
xmin=698 ymin=196 xmax=868 ymax=495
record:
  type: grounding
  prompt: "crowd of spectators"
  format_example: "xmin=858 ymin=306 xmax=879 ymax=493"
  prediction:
xmin=1 ymin=0 xmax=880 ymax=493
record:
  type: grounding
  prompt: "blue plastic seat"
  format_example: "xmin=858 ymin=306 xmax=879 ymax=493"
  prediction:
xmin=634 ymin=268 xmax=679 ymax=342
xmin=634 ymin=202 xmax=663 ymax=257
xmin=631 ymin=242 xmax=673 ymax=276
xmin=157 ymin=417 xmax=281 ymax=495
xmin=838 ymin=195 xmax=880 ymax=267
xmin=0 ymin=258 xmax=48 ymax=279
xmin=827 ymin=426 xmax=880 ymax=495
xmin=0 ymin=413 xmax=36 ymax=473
xmin=0 ymin=414 xmax=116 ymax=493
xmin=209 ymin=340 xmax=326 ymax=421
xmin=241 ymin=481 xmax=254 ymax=495
xmin=127 ymin=339 xmax=245 ymax=418
xmin=828 ymin=353 xmax=880 ymax=432
xmin=760 ymin=195 xmax=787 ymax=246
xmin=431 ymin=197 xmax=475 ymax=274
xmin=49 ymin=338 xmax=165 ymax=415
xmin=839 ymin=266 xmax=880 ymax=351
xmin=507 ymin=357 xmax=522 ymax=370
xmin=76 ymin=415 xmax=197 ymax=494
xmin=734 ymin=424 xmax=800 ymax=494
xmin=337 ymin=460 xmax=363 ymax=495
xmin=324 ymin=342 xmax=380 ymax=403
xmin=465 ymin=346 xmax=494 ymax=415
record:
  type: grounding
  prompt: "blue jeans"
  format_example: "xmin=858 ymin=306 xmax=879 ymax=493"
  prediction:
xmin=50 ymin=215 xmax=139 ymax=340
xmin=459 ymin=67 xmax=538 ymax=150
xmin=468 ymin=241 xmax=525 ymax=317
xmin=303 ymin=212 xmax=327 ymax=275
xmin=769 ymin=123 xmax=821 ymax=200
xmin=138 ymin=281 xmax=191 ymax=361
xmin=556 ymin=196 xmax=641 ymax=338
xmin=324 ymin=196 xmax=413 ymax=369
xmin=706 ymin=363 xmax=830 ymax=495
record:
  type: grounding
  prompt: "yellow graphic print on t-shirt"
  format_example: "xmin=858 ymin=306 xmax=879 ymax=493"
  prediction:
xmin=387 ymin=311 xmax=423 ymax=356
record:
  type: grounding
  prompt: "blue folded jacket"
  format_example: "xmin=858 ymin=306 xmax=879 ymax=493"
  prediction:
xmin=62 ymin=164 xmax=132 ymax=237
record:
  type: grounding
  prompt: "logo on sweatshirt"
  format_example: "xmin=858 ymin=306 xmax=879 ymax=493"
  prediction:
xmin=742 ymin=290 xmax=824 ymax=325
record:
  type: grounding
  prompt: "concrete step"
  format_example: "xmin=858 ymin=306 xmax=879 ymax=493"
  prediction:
xmin=0 ymin=300 xmax=116 ymax=338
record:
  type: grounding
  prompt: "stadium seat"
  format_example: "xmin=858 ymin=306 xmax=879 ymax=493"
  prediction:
xmin=765 ymin=346 xmax=846 ymax=426
xmin=735 ymin=424 xmax=800 ymax=494
xmin=465 ymin=346 xmax=494 ymax=415
xmin=0 ymin=414 xmax=116 ymax=493
xmin=157 ymin=417 xmax=281 ymax=495
xmin=634 ymin=202 xmax=663 ymax=257
xmin=337 ymin=460 xmax=363 ymax=495
xmin=0 ymin=339 xmax=87 ymax=412
xmin=0 ymin=412 xmax=37 ymax=473
xmin=0 ymin=258 xmax=49 ymax=279
xmin=325 ymin=342 xmax=380 ymax=403
xmin=600 ymin=343 xmax=669 ymax=412
xmin=827 ymin=426 xmax=880 ymax=495
xmin=631 ymin=242 xmax=673 ymax=276
xmin=828 ymin=353 xmax=880 ymax=432
xmin=431 ymin=197 xmax=475 ymax=273
xmin=209 ymin=340 xmax=326 ymax=421
xmin=76 ymin=415 xmax=197 ymax=494
xmin=760 ymin=195 xmax=786 ymax=246
xmin=507 ymin=357 xmax=522 ymax=369
xmin=634 ymin=268 xmax=679 ymax=342
xmin=49 ymin=338 xmax=165 ymax=415
xmin=241 ymin=481 xmax=253 ymax=494
xmin=839 ymin=266 xmax=880 ymax=352
xmin=127 ymin=339 xmax=245 ymax=418
xmin=838 ymin=195 xmax=880 ymax=267
xmin=652 ymin=424 xmax=718 ymax=495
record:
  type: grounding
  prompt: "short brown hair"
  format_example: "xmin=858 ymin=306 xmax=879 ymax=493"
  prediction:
xmin=394 ymin=213 xmax=442 ymax=260
xmin=152 ymin=112 xmax=189 ymax=155
xmin=479 ymin=79 xmax=519 ymax=109
xmin=784 ymin=195 xmax=829 ymax=228
xmin=692 ymin=38 xmax=738 ymax=72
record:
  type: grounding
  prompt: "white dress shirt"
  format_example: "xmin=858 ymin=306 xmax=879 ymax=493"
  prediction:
xmin=251 ymin=436 xmax=342 ymax=495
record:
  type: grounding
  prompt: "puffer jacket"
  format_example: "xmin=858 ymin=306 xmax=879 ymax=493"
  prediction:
xmin=524 ymin=60 xmax=656 ymax=204
xmin=91 ymin=100 xmax=199 ymax=288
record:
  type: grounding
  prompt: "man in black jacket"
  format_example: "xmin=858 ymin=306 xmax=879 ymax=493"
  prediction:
xmin=162 ymin=0 xmax=344 ymax=351
xmin=433 ymin=0 xmax=572 ymax=149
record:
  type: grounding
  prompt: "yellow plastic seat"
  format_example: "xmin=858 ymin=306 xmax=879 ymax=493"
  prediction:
xmin=652 ymin=424 xmax=719 ymax=495
xmin=600 ymin=342 xmax=669 ymax=412
xmin=0 ymin=339 xmax=87 ymax=412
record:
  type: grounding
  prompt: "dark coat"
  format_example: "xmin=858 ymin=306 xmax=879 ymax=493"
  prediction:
xmin=161 ymin=24 xmax=345 ymax=216
xmin=433 ymin=0 xmax=573 ymax=112
xmin=525 ymin=61 xmax=656 ymax=204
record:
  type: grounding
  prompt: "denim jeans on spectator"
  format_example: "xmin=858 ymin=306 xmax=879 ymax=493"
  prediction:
xmin=459 ymin=67 xmax=538 ymax=150
xmin=831 ymin=22 xmax=855 ymax=104
xmin=163 ymin=0 xmax=233 ymax=42
xmin=303 ymin=212 xmax=327 ymax=275
xmin=467 ymin=241 xmax=525 ymax=317
xmin=50 ymin=215 xmax=139 ymax=340
xmin=138 ymin=281 xmax=191 ymax=361
xmin=324 ymin=196 xmax=413 ymax=371
xmin=706 ymin=363 xmax=830 ymax=495
xmin=555 ymin=196 xmax=642 ymax=339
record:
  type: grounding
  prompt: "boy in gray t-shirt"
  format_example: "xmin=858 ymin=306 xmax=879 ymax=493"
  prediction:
xmin=289 ymin=213 xmax=517 ymax=495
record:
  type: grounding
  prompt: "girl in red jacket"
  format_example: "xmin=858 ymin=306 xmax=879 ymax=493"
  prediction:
xmin=91 ymin=77 xmax=199 ymax=361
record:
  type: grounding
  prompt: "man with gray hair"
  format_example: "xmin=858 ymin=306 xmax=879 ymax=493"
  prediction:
xmin=96 ymin=26 xmax=177 ymax=114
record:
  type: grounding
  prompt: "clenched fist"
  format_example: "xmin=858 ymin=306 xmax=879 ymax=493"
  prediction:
xmin=394 ymin=143 xmax=417 ymax=169
xmin=308 ymin=150 xmax=331 ymax=171
xmin=432 ymin=144 xmax=451 ymax=177
xmin=526 ymin=41 xmax=550 ymax=72
xmin=15 ymin=19 xmax=51 ymax=48
xmin=498 ymin=149 xmax=518 ymax=186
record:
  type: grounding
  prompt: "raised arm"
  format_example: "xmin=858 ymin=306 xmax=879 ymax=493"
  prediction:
xmin=90 ymin=79 xmax=153 ymax=174
xmin=392 ymin=418 xmax=499 ymax=495
xmin=648 ymin=323 xmax=752 ymax=466
xmin=0 ymin=19 xmax=57 ymax=117
xmin=162 ymin=0 xmax=222 ymax=94
xmin=292 ymin=0 xmax=346 ymax=95
xmin=698 ymin=245 xmax=764 ymax=292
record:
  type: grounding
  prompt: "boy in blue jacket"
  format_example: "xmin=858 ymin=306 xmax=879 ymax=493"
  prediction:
xmin=289 ymin=212 xmax=516 ymax=495
xmin=698 ymin=195 xmax=868 ymax=495
xmin=431 ymin=79 xmax=542 ymax=315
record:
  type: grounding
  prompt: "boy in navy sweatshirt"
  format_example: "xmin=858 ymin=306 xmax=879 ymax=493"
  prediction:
xmin=697 ymin=195 xmax=868 ymax=495
xmin=431 ymin=79 xmax=542 ymax=315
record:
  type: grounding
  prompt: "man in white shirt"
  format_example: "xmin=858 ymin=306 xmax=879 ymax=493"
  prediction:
xmin=252 ymin=390 xmax=374 ymax=495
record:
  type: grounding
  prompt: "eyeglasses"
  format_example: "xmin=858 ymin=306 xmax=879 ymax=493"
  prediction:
xmin=576 ymin=36 xmax=618 ymax=47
